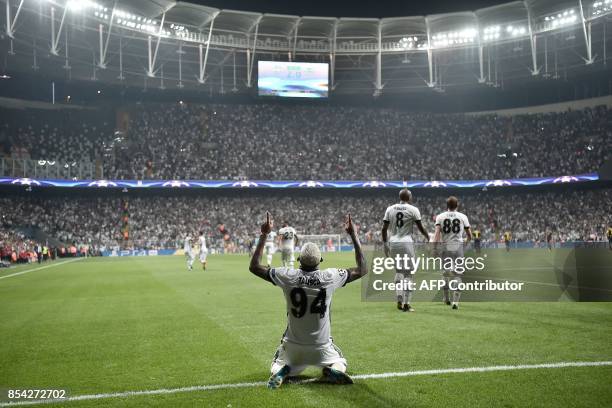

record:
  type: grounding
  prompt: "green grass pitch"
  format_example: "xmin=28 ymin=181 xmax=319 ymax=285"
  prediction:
xmin=1 ymin=252 xmax=612 ymax=407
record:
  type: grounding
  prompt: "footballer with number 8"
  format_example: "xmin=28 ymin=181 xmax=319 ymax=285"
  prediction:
xmin=249 ymin=212 xmax=367 ymax=389
xmin=382 ymin=189 xmax=430 ymax=312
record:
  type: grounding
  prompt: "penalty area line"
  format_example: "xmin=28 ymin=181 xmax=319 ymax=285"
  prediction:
xmin=1 ymin=361 xmax=611 ymax=406
xmin=0 ymin=258 xmax=84 ymax=281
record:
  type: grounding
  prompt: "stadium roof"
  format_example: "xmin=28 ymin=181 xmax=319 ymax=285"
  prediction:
xmin=0 ymin=0 xmax=611 ymax=95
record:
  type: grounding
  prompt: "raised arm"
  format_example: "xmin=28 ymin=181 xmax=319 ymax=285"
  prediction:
xmin=345 ymin=214 xmax=367 ymax=284
xmin=249 ymin=212 xmax=273 ymax=283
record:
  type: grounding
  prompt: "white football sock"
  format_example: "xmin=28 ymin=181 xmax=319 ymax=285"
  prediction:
xmin=329 ymin=362 xmax=347 ymax=373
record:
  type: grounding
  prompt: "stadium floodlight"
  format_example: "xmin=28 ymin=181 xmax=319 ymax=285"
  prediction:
xmin=482 ymin=25 xmax=501 ymax=42
xmin=543 ymin=9 xmax=578 ymax=29
xmin=398 ymin=37 xmax=415 ymax=50
xmin=503 ymin=25 xmax=527 ymax=37
xmin=66 ymin=0 xmax=96 ymax=12
xmin=592 ymin=0 xmax=612 ymax=15
xmin=432 ymin=27 xmax=477 ymax=47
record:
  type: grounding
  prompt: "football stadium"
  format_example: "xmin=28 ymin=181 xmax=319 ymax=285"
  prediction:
xmin=1 ymin=0 xmax=612 ymax=406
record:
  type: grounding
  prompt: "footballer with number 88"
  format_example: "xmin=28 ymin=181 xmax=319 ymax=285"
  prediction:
xmin=433 ymin=196 xmax=472 ymax=310
xmin=249 ymin=212 xmax=367 ymax=389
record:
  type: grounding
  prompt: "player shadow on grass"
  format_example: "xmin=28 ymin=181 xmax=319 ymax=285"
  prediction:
xmin=278 ymin=375 xmax=396 ymax=406
xmin=289 ymin=377 xmax=396 ymax=406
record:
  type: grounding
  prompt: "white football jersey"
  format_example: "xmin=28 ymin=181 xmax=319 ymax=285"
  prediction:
xmin=269 ymin=267 xmax=349 ymax=345
xmin=198 ymin=235 xmax=207 ymax=251
xmin=435 ymin=210 xmax=470 ymax=245
xmin=266 ymin=231 xmax=277 ymax=244
xmin=278 ymin=226 xmax=297 ymax=249
xmin=383 ymin=203 xmax=422 ymax=242
xmin=183 ymin=238 xmax=192 ymax=252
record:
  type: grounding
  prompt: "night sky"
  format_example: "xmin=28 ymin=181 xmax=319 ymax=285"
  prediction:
xmin=191 ymin=0 xmax=508 ymax=18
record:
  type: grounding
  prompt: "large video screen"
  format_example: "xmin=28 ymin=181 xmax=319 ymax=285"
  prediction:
xmin=258 ymin=61 xmax=329 ymax=98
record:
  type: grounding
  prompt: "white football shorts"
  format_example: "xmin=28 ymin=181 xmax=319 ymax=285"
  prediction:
xmin=389 ymin=240 xmax=416 ymax=274
xmin=270 ymin=339 xmax=347 ymax=376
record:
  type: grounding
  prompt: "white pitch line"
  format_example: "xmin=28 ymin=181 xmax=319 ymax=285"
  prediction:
xmin=351 ymin=360 xmax=612 ymax=379
xmin=1 ymin=361 xmax=611 ymax=407
xmin=0 ymin=258 xmax=83 ymax=280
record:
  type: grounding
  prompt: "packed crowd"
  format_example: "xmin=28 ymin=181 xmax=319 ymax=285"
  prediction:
xmin=0 ymin=229 xmax=36 ymax=264
xmin=0 ymin=226 xmax=92 ymax=265
xmin=2 ymin=103 xmax=610 ymax=181
xmin=1 ymin=189 xmax=610 ymax=253
xmin=112 ymin=103 xmax=611 ymax=180
xmin=0 ymin=107 xmax=113 ymax=169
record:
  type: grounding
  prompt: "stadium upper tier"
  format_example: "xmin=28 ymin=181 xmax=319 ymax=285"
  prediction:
xmin=0 ymin=103 xmax=609 ymax=182
xmin=1 ymin=0 xmax=611 ymax=94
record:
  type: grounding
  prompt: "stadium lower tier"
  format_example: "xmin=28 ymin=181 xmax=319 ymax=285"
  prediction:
xmin=1 ymin=187 xmax=610 ymax=253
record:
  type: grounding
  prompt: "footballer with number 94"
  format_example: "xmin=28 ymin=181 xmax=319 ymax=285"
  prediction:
xmin=249 ymin=211 xmax=367 ymax=389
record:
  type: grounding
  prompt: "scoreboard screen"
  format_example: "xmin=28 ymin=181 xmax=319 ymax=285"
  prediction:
xmin=258 ymin=61 xmax=329 ymax=98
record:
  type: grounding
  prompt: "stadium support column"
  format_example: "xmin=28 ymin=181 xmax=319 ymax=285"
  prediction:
xmin=246 ymin=48 xmax=250 ymax=87
xmin=5 ymin=0 xmax=25 ymax=39
xmin=374 ymin=20 xmax=383 ymax=97
xmin=198 ymin=12 xmax=219 ymax=84
xmin=32 ymin=38 xmax=39 ymax=71
xmin=178 ymin=42 xmax=184 ymax=88
xmin=330 ymin=20 xmax=338 ymax=91
xmin=524 ymin=1 xmax=540 ymax=75
xmin=63 ymin=29 xmax=71 ymax=70
xmin=247 ymin=16 xmax=263 ymax=88
xmin=477 ymin=17 xmax=486 ymax=84
xmin=291 ymin=18 xmax=301 ymax=62
xmin=478 ymin=45 xmax=486 ymax=83
xmin=232 ymin=51 xmax=238 ymax=92
xmin=118 ymin=35 xmax=125 ymax=80
xmin=50 ymin=5 xmax=68 ymax=56
xmin=577 ymin=0 xmax=594 ymax=64
xmin=147 ymin=11 xmax=166 ymax=77
xmin=98 ymin=2 xmax=116 ymax=69
xmin=425 ymin=19 xmax=435 ymax=88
